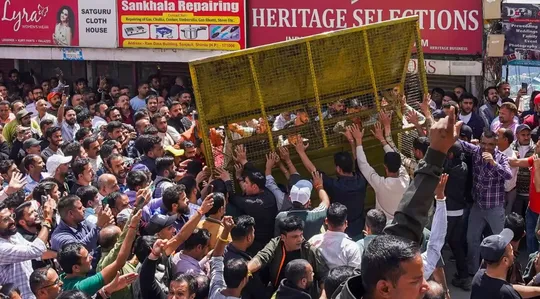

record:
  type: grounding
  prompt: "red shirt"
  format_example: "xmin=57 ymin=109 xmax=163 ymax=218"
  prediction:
xmin=524 ymin=114 xmax=539 ymax=131
xmin=528 ymin=156 xmax=540 ymax=213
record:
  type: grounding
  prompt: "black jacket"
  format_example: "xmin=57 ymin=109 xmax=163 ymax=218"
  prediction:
xmin=463 ymin=112 xmax=486 ymax=140
xmin=274 ymin=279 xmax=311 ymax=299
xmin=0 ymin=141 xmax=9 ymax=160
xmin=334 ymin=148 xmax=446 ymax=298
xmin=444 ymin=159 xmax=468 ymax=211
xmin=227 ymin=179 xmax=278 ymax=256
xmin=224 ymin=244 xmax=267 ymax=299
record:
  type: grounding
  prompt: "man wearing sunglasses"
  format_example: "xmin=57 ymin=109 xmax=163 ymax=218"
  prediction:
xmin=0 ymin=197 xmax=56 ymax=299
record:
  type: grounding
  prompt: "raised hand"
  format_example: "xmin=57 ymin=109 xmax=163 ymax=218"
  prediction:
xmin=370 ymin=122 xmax=385 ymax=142
xmin=348 ymin=124 xmax=364 ymax=145
xmin=293 ymin=134 xmax=309 ymax=153
xmin=222 ymin=216 xmax=235 ymax=232
xmin=429 ymin=106 xmax=462 ymax=154
xmin=199 ymin=192 xmax=215 ymax=215
xmin=42 ymin=196 xmax=56 ymax=221
xmin=234 ymin=163 xmax=243 ymax=179
xmin=6 ymin=171 xmax=26 ymax=195
xmin=96 ymin=204 xmax=115 ymax=228
xmin=265 ymin=152 xmax=280 ymax=170
xmin=151 ymin=239 xmax=168 ymax=257
xmin=135 ymin=188 xmax=151 ymax=209
xmin=420 ymin=94 xmax=431 ymax=114
xmin=434 ymin=173 xmax=448 ymax=200
xmin=234 ymin=145 xmax=248 ymax=165
xmin=278 ymin=146 xmax=291 ymax=162
xmin=129 ymin=210 xmax=142 ymax=228
xmin=311 ymin=170 xmax=323 ymax=188
xmin=378 ymin=110 xmax=392 ymax=129
xmin=214 ymin=167 xmax=231 ymax=182
xmin=406 ymin=110 xmax=420 ymax=126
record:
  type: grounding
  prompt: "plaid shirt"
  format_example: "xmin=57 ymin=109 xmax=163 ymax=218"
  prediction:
xmin=0 ymin=233 xmax=48 ymax=299
xmin=460 ymin=140 xmax=513 ymax=209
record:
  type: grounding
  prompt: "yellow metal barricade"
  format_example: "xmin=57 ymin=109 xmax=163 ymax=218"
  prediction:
xmin=190 ymin=16 xmax=428 ymax=167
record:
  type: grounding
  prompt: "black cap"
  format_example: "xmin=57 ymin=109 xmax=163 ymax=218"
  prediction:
xmin=144 ymin=214 xmax=177 ymax=235
xmin=480 ymin=228 xmax=514 ymax=262
xmin=432 ymin=109 xmax=446 ymax=120
xmin=459 ymin=124 xmax=473 ymax=140
xmin=516 ymin=124 xmax=531 ymax=134
xmin=23 ymin=138 xmax=41 ymax=150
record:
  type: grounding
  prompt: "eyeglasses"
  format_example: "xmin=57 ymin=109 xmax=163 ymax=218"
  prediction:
xmin=39 ymin=278 xmax=61 ymax=289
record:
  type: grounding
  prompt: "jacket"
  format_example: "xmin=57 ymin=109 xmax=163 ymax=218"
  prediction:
xmin=463 ymin=112 xmax=486 ymax=140
xmin=224 ymin=244 xmax=267 ymax=299
xmin=227 ymin=179 xmax=278 ymax=256
xmin=334 ymin=147 xmax=446 ymax=299
xmin=273 ymin=279 xmax=311 ymax=299
xmin=512 ymin=140 xmax=536 ymax=195
xmin=253 ymin=237 xmax=329 ymax=299
xmin=444 ymin=158 xmax=468 ymax=211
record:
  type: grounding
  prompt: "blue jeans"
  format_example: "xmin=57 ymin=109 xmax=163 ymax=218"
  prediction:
xmin=526 ymin=207 xmax=539 ymax=254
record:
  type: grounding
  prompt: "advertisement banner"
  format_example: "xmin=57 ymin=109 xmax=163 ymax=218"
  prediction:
xmin=0 ymin=0 xmax=117 ymax=48
xmin=117 ymin=0 xmax=246 ymax=51
xmin=248 ymin=0 xmax=482 ymax=55
xmin=502 ymin=3 xmax=540 ymax=66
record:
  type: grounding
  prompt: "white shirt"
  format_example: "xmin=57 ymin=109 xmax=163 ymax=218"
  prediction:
xmin=89 ymin=156 xmax=102 ymax=172
xmin=422 ymin=200 xmax=447 ymax=279
xmin=501 ymin=146 xmax=518 ymax=192
xmin=308 ymin=231 xmax=362 ymax=270
xmin=92 ymin=116 xmax=107 ymax=130
xmin=459 ymin=113 xmax=472 ymax=124
xmin=356 ymin=145 xmax=410 ymax=219
xmin=158 ymin=132 xmax=175 ymax=147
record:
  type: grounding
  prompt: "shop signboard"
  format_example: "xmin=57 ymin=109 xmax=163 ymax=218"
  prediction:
xmin=248 ymin=0 xmax=483 ymax=55
xmin=0 ymin=0 xmax=117 ymax=47
xmin=117 ymin=0 xmax=246 ymax=51
xmin=502 ymin=2 xmax=540 ymax=66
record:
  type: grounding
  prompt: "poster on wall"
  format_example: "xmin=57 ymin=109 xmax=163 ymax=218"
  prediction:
xmin=117 ymin=0 xmax=246 ymax=51
xmin=0 ymin=0 xmax=117 ymax=48
xmin=502 ymin=3 xmax=540 ymax=66
xmin=248 ymin=0 xmax=483 ymax=55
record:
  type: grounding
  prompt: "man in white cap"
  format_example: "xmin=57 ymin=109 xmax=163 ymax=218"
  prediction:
xmin=46 ymin=154 xmax=72 ymax=195
xmin=273 ymin=171 xmax=330 ymax=241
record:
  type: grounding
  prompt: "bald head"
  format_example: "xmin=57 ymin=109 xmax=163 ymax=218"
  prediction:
xmin=99 ymin=225 xmax=121 ymax=250
xmin=97 ymin=174 xmax=119 ymax=196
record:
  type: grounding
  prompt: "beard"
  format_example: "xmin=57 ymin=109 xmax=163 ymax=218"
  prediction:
xmin=177 ymin=204 xmax=190 ymax=215
xmin=66 ymin=119 xmax=76 ymax=126
xmin=52 ymin=101 xmax=62 ymax=109
xmin=0 ymin=223 xmax=17 ymax=237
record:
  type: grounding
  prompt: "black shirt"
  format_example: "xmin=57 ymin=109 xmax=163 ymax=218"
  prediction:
xmin=471 ymin=269 xmax=522 ymax=299
xmin=277 ymin=249 xmax=301 ymax=285
xmin=320 ymin=172 xmax=367 ymax=238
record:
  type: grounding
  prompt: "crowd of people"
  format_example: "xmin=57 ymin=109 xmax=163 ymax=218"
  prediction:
xmin=0 ymin=68 xmax=539 ymax=299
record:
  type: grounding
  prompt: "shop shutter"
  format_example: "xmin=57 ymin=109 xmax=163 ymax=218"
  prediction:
xmin=427 ymin=74 xmax=467 ymax=93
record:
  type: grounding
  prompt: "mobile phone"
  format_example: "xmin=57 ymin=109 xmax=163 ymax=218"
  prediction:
xmin=62 ymin=86 xmax=69 ymax=95
xmin=522 ymin=82 xmax=528 ymax=90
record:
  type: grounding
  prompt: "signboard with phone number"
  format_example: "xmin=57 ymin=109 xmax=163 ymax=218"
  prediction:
xmin=117 ymin=0 xmax=246 ymax=51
